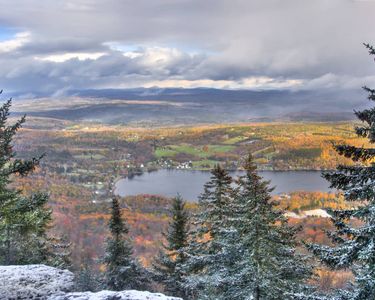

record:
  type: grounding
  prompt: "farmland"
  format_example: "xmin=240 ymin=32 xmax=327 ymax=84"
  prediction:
xmin=15 ymin=119 xmax=365 ymax=177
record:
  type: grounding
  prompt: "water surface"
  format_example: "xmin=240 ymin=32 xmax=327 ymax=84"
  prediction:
xmin=115 ymin=170 xmax=332 ymax=201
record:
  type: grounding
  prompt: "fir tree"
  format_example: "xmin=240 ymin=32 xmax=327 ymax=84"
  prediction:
xmin=183 ymin=164 xmax=236 ymax=299
xmin=229 ymin=154 xmax=312 ymax=300
xmin=308 ymin=44 xmax=375 ymax=300
xmin=76 ymin=254 xmax=102 ymax=292
xmin=153 ymin=194 xmax=190 ymax=298
xmin=0 ymin=96 xmax=53 ymax=265
xmin=47 ymin=234 xmax=72 ymax=269
xmin=104 ymin=197 xmax=149 ymax=291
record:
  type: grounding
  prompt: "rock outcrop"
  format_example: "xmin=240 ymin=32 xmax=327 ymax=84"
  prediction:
xmin=52 ymin=290 xmax=181 ymax=300
xmin=0 ymin=265 xmax=182 ymax=300
xmin=0 ymin=264 xmax=74 ymax=299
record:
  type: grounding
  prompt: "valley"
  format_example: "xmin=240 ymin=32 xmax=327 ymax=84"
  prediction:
xmin=11 ymin=116 xmax=364 ymax=281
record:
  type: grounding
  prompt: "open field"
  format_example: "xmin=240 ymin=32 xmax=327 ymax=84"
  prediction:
xmin=15 ymin=118 xmax=366 ymax=177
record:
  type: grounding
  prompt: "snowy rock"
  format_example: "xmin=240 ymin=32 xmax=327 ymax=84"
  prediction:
xmin=0 ymin=265 xmax=182 ymax=300
xmin=52 ymin=290 xmax=183 ymax=300
xmin=0 ymin=264 xmax=74 ymax=299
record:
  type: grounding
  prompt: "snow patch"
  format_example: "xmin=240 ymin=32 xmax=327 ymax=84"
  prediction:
xmin=0 ymin=264 xmax=74 ymax=299
xmin=52 ymin=290 xmax=182 ymax=300
xmin=0 ymin=265 xmax=182 ymax=300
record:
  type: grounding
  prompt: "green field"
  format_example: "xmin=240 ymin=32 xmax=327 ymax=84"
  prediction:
xmin=155 ymin=143 xmax=235 ymax=159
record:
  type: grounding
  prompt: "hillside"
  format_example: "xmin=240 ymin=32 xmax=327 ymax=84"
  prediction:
xmin=11 ymin=88 xmax=366 ymax=126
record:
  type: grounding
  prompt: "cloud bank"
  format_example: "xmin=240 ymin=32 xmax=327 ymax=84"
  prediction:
xmin=0 ymin=0 xmax=374 ymax=95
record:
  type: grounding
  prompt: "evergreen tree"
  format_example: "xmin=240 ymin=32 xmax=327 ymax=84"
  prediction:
xmin=153 ymin=194 xmax=190 ymax=298
xmin=76 ymin=255 xmax=102 ymax=292
xmin=308 ymin=44 xmax=375 ymax=300
xmin=183 ymin=164 xmax=236 ymax=299
xmin=228 ymin=154 xmax=312 ymax=300
xmin=104 ymin=197 xmax=149 ymax=291
xmin=0 ymin=97 xmax=53 ymax=265
xmin=47 ymin=234 xmax=72 ymax=269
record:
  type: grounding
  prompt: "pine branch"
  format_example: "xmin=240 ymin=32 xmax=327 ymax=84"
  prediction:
xmin=364 ymin=43 xmax=375 ymax=55
xmin=363 ymin=86 xmax=375 ymax=101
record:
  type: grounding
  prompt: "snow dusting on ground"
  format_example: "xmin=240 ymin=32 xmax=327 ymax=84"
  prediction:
xmin=52 ymin=290 xmax=182 ymax=300
xmin=0 ymin=264 xmax=74 ymax=299
xmin=0 ymin=265 xmax=182 ymax=300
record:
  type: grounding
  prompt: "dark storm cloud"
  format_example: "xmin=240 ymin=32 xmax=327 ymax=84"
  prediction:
xmin=0 ymin=46 xmax=207 ymax=94
xmin=0 ymin=0 xmax=374 ymax=94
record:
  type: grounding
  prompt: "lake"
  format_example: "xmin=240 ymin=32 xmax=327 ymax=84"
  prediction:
xmin=115 ymin=169 xmax=333 ymax=201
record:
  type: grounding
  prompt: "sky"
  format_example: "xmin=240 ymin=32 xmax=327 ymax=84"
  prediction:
xmin=0 ymin=0 xmax=374 ymax=96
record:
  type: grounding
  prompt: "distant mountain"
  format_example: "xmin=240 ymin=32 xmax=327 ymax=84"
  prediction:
xmin=11 ymin=88 xmax=366 ymax=125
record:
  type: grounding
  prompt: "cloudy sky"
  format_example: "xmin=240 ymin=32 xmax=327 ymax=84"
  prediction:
xmin=0 ymin=0 xmax=374 ymax=96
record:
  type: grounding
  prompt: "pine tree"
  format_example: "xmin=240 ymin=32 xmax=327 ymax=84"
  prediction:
xmin=76 ymin=255 xmax=102 ymax=292
xmin=47 ymin=234 xmax=72 ymax=269
xmin=308 ymin=44 xmax=375 ymax=300
xmin=104 ymin=197 xmax=149 ymax=291
xmin=0 ymin=97 xmax=53 ymax=265
xmin=229 ymin=154 xmax=312 ymax=300
xmin=152 ymin=194 xmax=190 ymax=298
xmin=183 ymin=164 xmax=237 ymax=299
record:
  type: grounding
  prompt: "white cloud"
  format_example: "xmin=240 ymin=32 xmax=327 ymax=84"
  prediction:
xmin=35 ymin=52 xmax=107 ymax=62
xmin=301 ymin=73 xmax=375 ymax=90
xmin=0 ymin=32 xmax=30 ymax=53
xmin=122 ymin=51 xmax=142 ymax=59
xmin=140 ymin=76 xmax=302 ymax=90
xmin=239 ymin=77 xmax=303 ymax=89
